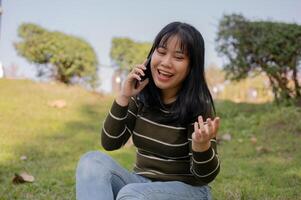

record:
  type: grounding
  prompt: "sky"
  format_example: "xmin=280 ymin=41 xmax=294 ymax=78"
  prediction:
xmin=0 ymin=0 xmax=300 ymax=81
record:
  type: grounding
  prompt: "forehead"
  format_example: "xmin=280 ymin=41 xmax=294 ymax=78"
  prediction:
xmin=158 ymin=35 xmax=187 ymax=53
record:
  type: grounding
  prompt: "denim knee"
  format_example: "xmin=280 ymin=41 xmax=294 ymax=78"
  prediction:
xmin=116 ymin=183 xmax=146 ymax=200
xmin=76 ymin=151 xmax=113 ymax=180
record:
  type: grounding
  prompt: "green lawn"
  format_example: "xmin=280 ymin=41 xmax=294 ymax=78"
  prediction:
xmin=0 ymin=79 xmax=301 ymax=200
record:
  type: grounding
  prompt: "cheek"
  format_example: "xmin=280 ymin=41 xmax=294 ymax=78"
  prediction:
xmin=184 ymin=66 xmax=190 ymax=76
xmin=150 ymin=55 xmax=160 ymax=74
xmin=150 ymin=59 xmax=156 ymax=71
xmin=178 ymin=65 xmax=190 ymax=81
xmin=150 ymin=53 xmax=159 ymax=66
xmin=150 ymin=64 xmax=158 ymax=81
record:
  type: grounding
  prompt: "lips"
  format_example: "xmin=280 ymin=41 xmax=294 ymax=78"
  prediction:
xmin=158 ymin=69 xmax=173 ymax=77
xmin=157 ymin=69 xmax=174 ymax=81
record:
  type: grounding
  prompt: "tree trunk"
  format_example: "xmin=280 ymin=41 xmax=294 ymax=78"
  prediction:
xmin=273 ymin=70 xmax=292 ymax=100
xmin=292 ymin=61 xmax=301 ymax=98
xmin=267 ymin=75 xmax=279 ymax=104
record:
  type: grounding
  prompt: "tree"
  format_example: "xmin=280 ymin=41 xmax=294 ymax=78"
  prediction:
xmin=14 ymin=23 xmax=98 ymax=85
xmin=216 ymin=14 xmax=301 ymax=103
xmin=110 ymin=37 xmax=151 ymax=71
xmin=205 ymin=63 xmax=225 ymax=87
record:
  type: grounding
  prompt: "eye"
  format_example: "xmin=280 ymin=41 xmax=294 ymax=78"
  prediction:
xmin=156 ymin=48 xmax=166 ymax=55
xmin=175 ymin=56 xmax=184 ymax=60
xmin=174 ymin=54 xmax=185 ymax=60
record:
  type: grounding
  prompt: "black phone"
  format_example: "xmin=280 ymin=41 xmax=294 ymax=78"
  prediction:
xmin=135 ymin=57 xmax=151 ymax=88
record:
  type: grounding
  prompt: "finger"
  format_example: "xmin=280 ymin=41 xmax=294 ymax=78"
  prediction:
xmin=198 ymin=116 xmax=211 ymax=142
xmin=143 ymin=58 xmax=150 ymax=67
xmin=194 ymin=121 xmax=199 ymax=135
xmin=213 ymin=117 xmax=220 ymax=134
xmin=135 ymin=64 xmax=147 ymax=71
xmin=203 ymin=125 xmax=210 ymax=141
xmin=132 ymin=65 xmax=144 ymax=72
xmin=131 ymin=73 xmax=141 ymax=81
xmin=199 ymin=117 xmax=211 ymax=141
xmin=136 ymin=78 xmax=149 ymax=91
xmin=198 ymin=116 xmax=206 ymax=133
xmin=207 ymin=118 xmax=214 ymax=137
xmin=133 ymin=67 xmax=145 ymax=76
xmin=203 ymin=124 xmax=211 ymax=141
xmin=193 ymin=122 xmax=202 ymax=142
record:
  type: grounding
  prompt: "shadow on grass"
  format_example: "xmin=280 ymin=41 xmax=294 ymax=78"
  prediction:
xmin=0 ymin=98 xmax=130 ymax=199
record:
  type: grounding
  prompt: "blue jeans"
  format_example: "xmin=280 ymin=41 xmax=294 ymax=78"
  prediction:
xmin=76 ymin=151 xmax=212 ymax=200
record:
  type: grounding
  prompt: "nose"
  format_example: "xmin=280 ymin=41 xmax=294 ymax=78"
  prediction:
xmin=161 ymin=55 xmax=172 ymax=68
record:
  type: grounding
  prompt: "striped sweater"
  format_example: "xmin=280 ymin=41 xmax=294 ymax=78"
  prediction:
xmin=101 ymin=97 xmax=220 ymax=186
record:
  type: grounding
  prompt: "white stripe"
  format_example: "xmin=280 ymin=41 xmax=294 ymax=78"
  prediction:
xmin=128 ymin=110 xmax=137 ymax=117
xmin=135 ymin=171 xmax=157 ymax=176
xmin=190 ymin=158 xmax=220 ymax=178
xmin=131 ymin=97 xmax=139 ymax=107
xmin=137 ymin=150 xmax=190 ymax=162
xmin=102 ymin=126 xmax=127 ymax=139
xmin=160 ymin=109 xmax=171 ymax=114
xmin=192 ymin=148 xmax=215 ymax=164
xmin=133 ymin=131 xmax=189 ymax=147
xmin=137 ymin=115 xmax=186 ymax=130
xmin=102 ymin=121 xmax=130 ymax=138
xmin=135 ymin=165 xmax=193 ymax=176
xmin=127 ymin=126 xmax=133 ymax=135
xmin=109 ymin=110 xmax=127 ymax=120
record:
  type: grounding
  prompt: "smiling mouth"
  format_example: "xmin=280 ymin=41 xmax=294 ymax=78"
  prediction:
xmin=157 ymin=69 xmax=173 ymax=78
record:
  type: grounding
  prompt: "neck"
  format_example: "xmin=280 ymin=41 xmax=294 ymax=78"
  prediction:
xmin=161 ymin=88 xmax=178 ymax=104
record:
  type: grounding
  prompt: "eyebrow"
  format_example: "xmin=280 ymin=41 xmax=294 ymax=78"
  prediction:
xmin=157 ymin=45 xmax=185 ymax=54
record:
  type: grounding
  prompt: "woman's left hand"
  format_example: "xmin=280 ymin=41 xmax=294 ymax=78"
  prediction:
xmin=192 ymin=116 xmax=220 ymax=152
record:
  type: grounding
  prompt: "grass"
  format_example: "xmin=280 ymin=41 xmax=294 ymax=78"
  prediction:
xmin=211 ymin=101 xmax=301 ymax=199
xmin=0 ymin=79 xmax=301 ymax=200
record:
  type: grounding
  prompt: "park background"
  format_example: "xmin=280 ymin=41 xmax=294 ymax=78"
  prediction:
xmin=0 ymin=0 xmax=301 ymax=199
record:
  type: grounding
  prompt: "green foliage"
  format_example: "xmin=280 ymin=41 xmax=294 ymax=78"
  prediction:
xmin=110 ymin=37 xmax=151 ymax=71
xmin=216 ymin=14 xmax=301 ymax=103
xmin=14 ymin=23 xmax=98 ymax=85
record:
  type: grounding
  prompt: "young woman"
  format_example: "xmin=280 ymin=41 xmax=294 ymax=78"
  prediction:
xmin=76 ymin=21 xmax=221 ymax=200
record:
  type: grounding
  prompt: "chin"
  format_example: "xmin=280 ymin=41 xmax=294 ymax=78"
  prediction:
xmin=153 ymin=80 xmax=172 ymax=90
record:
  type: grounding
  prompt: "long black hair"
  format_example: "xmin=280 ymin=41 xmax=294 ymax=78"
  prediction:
xmin=138 ymin=22 xmax=216 ymax=125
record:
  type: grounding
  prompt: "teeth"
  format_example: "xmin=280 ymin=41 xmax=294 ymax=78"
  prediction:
xmin=158 ymin=70 xmax=173 ymax=76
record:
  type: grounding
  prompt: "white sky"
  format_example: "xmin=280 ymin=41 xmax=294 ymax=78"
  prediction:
xmin=0 ymin=0 xmax=300 ymax=79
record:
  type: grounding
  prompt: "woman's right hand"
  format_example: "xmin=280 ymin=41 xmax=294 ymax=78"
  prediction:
xmin=116 ymin=59 xmax=149 ymax=106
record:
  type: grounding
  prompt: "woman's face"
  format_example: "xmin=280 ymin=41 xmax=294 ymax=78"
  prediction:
xmin=150 ymin=35 xmax=190 ymax=98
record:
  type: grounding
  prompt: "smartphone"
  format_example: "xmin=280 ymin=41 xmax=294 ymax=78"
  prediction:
xmin=135 ymin=57 xmax=151 ymax=88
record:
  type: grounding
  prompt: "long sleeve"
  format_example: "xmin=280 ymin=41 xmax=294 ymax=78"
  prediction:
xmin=101 ymin=97 xmax=139 ymax=151
xmin=187 ymin=124 xmax=220 ymax=184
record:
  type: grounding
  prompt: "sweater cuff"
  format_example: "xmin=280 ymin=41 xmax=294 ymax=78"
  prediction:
xmin=110 ymin=100 xmax=129 ymax=119
xmin=192 ymin=147 xmax=214 ymax=163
